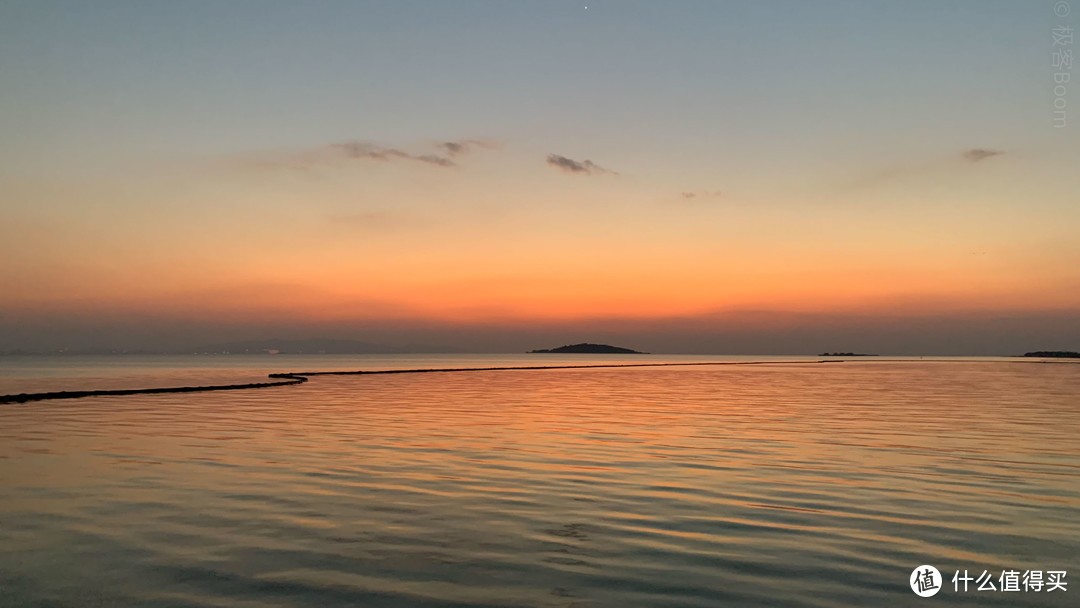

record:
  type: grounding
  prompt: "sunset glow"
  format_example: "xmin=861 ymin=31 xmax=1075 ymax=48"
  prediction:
xmin=2 ymin=1 xmax=1078 ymax=354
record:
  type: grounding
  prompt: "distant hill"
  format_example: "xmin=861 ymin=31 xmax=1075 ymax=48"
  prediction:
xmin=189 ymin=338 xmax=465 ymax=355
xmin=530 ymin=343 xmax=646 ymax=354
xmin=1023 ymin=351 xmax=1080 ymax=358
xmin=819 ymin=352 xmax=878 ymax=357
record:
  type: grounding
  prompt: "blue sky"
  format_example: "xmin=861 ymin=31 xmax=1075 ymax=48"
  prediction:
xmin=0 ymin=1 xmax=1059 ymax=169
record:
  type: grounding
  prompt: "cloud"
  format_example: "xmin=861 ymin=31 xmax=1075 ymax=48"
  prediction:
xmin=236 ymin=138 xmax=499 ymax=174
xmin=546 ymin=154 xmax=616 ymax=175
xmin=834 ymin=148 xmax=1009 ymax=192
xmin=440 ymin=142 xmax=466 ymax=156
xmin=331 ymin=141 xmax=456 ymax=167
xmin=437 ymin=139 xmax=498 ymax=157
xmin=962 ymin=148 xmax=1004 ymax=163
xmin=680 ymin=190 xmax=722 ymax=200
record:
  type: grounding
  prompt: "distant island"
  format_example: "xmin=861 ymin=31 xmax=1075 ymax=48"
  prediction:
xmin=1022 ymin=351 xmax=1080 ymax=358
xmin=819 ymin=352 xmax=878 ymax=357
xmin=530 ymin=343 xmax=646 ymax=354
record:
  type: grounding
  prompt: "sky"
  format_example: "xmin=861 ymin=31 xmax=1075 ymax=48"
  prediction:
xmin=1 ymin=0 xmax=1078 ymax=355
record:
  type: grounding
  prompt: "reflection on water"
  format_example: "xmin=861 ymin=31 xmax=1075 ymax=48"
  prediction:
xmin=1 ymin=361 xmax=1078 ymax=606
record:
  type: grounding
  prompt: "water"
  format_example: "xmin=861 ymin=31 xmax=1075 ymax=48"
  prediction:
xmin=0 ymin=354 xmax=823 ymax=395
xmin=1 ymin=356 xmax=1078 ymax=606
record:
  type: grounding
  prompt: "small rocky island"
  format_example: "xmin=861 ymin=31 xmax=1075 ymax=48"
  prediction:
xmin=530 ymin=343 xmax=646 ymax=354
xmin=819 ymin=352 xmax=878 ymax=357
xmin=1023 ymin=351 xmax=1080 ymax=358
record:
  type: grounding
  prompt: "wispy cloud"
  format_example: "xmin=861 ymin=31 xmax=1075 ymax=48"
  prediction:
xmin=331 ymin=141 xmax=455 ymax=167
xmin=962 ymin=148 xmax=1004 ymax=163
xmin=546 ymin=154 xmax=616 ymax=175
xmin=680 ymin=190 xmax=722 ymax=200
xmin=835 ymin=147 xmax=1009 ymax=192
xmin=437 ymin=139 xmax=499 ymax=157
xmin=237 ymin=138 xmax=496 ymax=173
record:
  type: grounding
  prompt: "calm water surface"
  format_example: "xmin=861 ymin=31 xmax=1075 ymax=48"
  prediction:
xmin=1 ymin=357 xmax=1078 ymax=606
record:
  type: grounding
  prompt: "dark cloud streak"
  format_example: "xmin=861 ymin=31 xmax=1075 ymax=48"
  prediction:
xmin=962 ymin=148 xmax=1004 ymax=163
xmin=331 ymin=141 xmax=456 ymax=167
xmin=546 ymin=154 xmax=616 ymax=175
xmin=438 ymin=139 xmax=498 ymax=157
xmin=240 ymin=138 xmax=498 ymax=173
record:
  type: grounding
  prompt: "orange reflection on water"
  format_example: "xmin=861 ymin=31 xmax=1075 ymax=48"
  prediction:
xmin=1 ymin=361 xmax=1079 ymax=607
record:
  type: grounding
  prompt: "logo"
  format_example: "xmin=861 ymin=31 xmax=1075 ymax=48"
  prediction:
xmin=911 ymin=565 xmax=942 ymax=597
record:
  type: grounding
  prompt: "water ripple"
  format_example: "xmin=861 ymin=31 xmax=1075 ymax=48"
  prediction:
xmin=1 ymin=361 xmax=1078 ymax=606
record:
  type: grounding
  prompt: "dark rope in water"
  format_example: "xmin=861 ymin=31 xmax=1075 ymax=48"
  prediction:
xmin=0 ymin=374 xmax=310 ymax=404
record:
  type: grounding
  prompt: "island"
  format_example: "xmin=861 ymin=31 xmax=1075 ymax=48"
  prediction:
xmin=530 ymin=343 xmax=646 ymax=354
xmin=1022 ymin=351 xmax=1080 ymax=358
xmin=819 ymin=352 xmax=878 ymax=357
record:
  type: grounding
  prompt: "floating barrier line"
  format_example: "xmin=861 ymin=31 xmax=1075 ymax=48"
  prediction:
xmin=0 ymin=374 xmax=309 ymax=404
